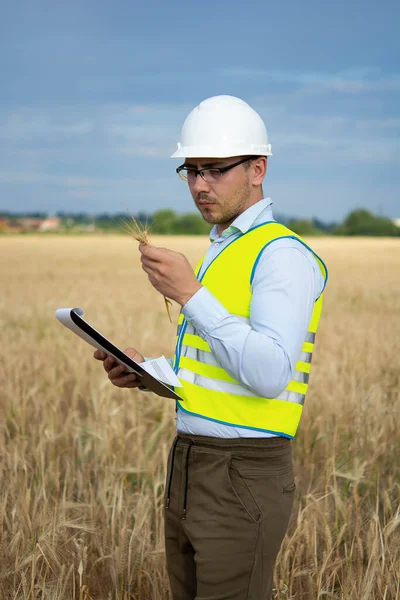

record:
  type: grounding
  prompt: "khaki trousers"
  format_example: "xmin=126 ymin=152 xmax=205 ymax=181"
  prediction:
xmin=164 ymin=434 xmax=295 ymax=600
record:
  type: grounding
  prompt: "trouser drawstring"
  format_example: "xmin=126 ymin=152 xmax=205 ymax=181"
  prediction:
xmin=182 ymin=440 xmax=194 ymax=520
xmin=165 ymin=436 xmax=194 ymax=520
xmin=165 ymin=435 xmax=180 ymax=509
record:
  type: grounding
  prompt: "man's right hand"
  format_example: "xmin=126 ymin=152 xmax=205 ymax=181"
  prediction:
xmin=93 ymin=347 xmax=145 ymax=388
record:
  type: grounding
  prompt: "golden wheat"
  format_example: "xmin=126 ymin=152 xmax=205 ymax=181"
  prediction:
xmin=1 ymin=235 xmax=399 ymax=599
xmin=121 ymin=210 xmax=173 ymax=323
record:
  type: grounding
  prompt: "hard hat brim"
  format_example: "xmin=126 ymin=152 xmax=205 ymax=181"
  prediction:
xmin=170 ymin=144 xmax=272 ymax=159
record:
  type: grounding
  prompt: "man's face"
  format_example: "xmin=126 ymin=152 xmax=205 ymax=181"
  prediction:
xmin=183 ymin=156 xmax=253 ymax=227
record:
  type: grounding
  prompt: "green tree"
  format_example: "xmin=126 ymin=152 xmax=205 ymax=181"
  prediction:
xmin=151 ymin=209 xmax=177 ymax=234
xmin=287 ymin=219 xmax=322 ymax=236
xmin=173 ymin=213 xmax=211 ymax=235
xmin=335 ymin=209 xmax=400 ymax=236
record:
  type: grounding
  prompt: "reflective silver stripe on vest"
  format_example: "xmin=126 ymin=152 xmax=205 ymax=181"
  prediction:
xmin=276 ymin=390 xmax=306 ymax=405
xmin=182 ymin=345 xmax=221 ymax=367
xmin=292 ymin=370 xmax=309 ymax=384
xmin=177 ymin=320 xmax=196 ymax=337
xmin=179 ymin=367 xmax=308 ymax=402
xmin=185 ymin=322 xmax=196 ymax=335
xmin=178 ymin=318 xmax=313 ymax=403
xmin=178 ymin=368 xmax=260 ymax=397
xmin=180 ymin=345 xmax=311 ymax=393
xmin=299 ymin=351 xmax=313 ymax=364
xmin=182 ymin=342 xmax=311 ymax=382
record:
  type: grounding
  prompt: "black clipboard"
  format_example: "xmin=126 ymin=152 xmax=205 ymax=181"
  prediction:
xmin=55 ymin=308 xmax=182 ymax=401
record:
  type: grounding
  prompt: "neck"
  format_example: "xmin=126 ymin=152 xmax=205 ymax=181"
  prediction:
xmin=217 ymin=192 xmax=264 ymax=236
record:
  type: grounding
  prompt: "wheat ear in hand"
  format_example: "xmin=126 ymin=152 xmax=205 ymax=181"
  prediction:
xmin=122 ymin=209 xmax=173 ymax=323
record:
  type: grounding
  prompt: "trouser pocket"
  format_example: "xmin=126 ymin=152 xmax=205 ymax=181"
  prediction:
xmin=226 ymin=458 xmax=263 ymax=525
xmin=283 ymin=480 xmax=296 ymax=495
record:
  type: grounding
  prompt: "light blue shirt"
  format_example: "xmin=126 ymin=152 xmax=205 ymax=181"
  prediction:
xmin=176 ymin=198 xmax=325 ymax=438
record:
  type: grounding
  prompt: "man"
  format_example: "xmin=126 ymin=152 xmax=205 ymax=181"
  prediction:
xmin=94 ymin=95 xmax=328 ymax=600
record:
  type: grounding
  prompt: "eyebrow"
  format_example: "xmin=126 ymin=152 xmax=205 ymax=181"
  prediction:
xmin=184 ymin=161 xmax=226 ymax=169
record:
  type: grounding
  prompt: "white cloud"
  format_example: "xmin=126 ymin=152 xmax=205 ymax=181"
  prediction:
xmin=0 ymin=92 xmax=399 ymax=218
xmin=107 ymin=123 xmax=177 ymax=157
xmin=329 ymin=77 xmax=400 ymax=93
xmin=67 ymin=188 xmax=95 ymax=199
xmin=268 ymin=178 xmax=400 ymax=222
xmin=0 ymin=110 xmax=95 ymax=141
xmin=221 ymin=67 xmax=400 ymax=94
xmin=0 ymin=104 xmax=184 ymax=158
xmin=1 ymin=98 xmax=399 ymax=173
xmin=0 ymin=171 xmax=131 ymax=187
xmin=257 ymin=111 xmax=400 ymax=165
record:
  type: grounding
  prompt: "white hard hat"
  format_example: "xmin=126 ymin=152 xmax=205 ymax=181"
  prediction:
xmin=171 ymin=95 xmax=272 ymax=159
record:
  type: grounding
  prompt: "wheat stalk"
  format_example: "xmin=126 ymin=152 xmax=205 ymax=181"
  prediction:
xmin=122 ymin=209 xmax=173 ymax=323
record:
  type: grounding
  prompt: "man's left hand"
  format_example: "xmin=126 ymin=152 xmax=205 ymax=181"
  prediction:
xmin=139 ymin=244 xmax=202 ymax=307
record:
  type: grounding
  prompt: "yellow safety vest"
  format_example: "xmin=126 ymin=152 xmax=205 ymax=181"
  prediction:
xmin=173 ymin=221 xmax=328 ymax=439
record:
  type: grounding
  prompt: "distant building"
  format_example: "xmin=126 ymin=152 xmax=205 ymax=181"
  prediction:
xmin=39 ymin=217 xmax=61 ymax=231
xmin=0 ymin=218 xmax=23 ymax=233
xmin=393 ymin=218 xmax=400 ymax=228
xmin=18 ymin=218 xmax=43 ymax=231
xmin=12 ymin=216 xmax=62 ymax=232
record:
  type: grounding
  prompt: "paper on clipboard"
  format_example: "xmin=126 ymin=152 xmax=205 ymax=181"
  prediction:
xmin=55 ymin=308 xmax=182 ymax=401
xmin=141 ymin=356 xmax=182 ymax=388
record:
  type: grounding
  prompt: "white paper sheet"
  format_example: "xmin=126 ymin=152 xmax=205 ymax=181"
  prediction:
xmin=55 ymin=308 xmax=182 ymax=393
xmin=141 ymin=356 xmax=182 ymax=388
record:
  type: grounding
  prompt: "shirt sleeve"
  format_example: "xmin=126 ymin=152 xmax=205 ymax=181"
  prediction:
xmin=181 ymin=240 xmax=323 ymax=398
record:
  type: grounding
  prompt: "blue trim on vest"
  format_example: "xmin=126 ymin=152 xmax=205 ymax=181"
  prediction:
xmin=246 ymin=220 xmax=276 ymax=232
xmin=177 ymin=400 xmax=294 ymax=439
xmin=197 ymin=233 xmax=244 ymax=281
xmin=197 ymin=221 xmax=281 ymax=283
xmin=173 ymin=222 xmax=275 ymax=373
xmin=173 ymin=224 xmax=260 ymax=371
xmin=174 ymin=319 xmax=188 ymax=374
xmin=173 ymin=221 xmax=328 ymax=379
xmin=250 ymin=234 xmax=329 ymax=300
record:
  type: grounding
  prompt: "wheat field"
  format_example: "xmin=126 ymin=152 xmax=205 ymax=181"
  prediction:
xmin=1 ymin=235 xmax=399 ymax=600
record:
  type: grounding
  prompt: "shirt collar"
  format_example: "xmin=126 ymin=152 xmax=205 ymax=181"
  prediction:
xmin=209 ymin=197 xmax=273 ymax=241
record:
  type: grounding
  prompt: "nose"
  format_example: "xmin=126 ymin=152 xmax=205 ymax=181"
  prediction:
xmin=191 ymin=172 xmax=211 ymax=193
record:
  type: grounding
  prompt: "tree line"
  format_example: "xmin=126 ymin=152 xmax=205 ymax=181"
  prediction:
xmin=1 ymin=208 xmax=399 ymax=236
xmin=148 ymin=208 xmax=400 ymax=237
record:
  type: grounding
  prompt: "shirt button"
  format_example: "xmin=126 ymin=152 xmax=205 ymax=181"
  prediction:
xmin=215 ymin=242 xmax=220 ymax=248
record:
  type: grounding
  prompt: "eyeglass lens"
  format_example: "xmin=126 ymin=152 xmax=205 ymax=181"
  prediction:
xmin=179 ymin=169 xmax=223 ymax=183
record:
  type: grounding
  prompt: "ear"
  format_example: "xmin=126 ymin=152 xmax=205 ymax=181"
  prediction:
xmin=251 ymin=157 xmax=267 ymax=186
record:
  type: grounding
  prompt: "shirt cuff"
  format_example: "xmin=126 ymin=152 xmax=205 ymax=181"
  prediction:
xmin=182 ymin=286 xmax=230 ymax=337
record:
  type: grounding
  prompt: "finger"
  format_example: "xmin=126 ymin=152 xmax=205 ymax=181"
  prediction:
xmin=120 ymin=379 xmax=142 ymax=388
xmin=114 ymin=377 xmax=142 ymax=389
xmin=141 ymin=264 xmax=160 ymax=282
xmin=108 ymin=363 xmax=132 ymax=379
xmin=140 ymin=254 xmax=161 ymax=270
xmin=110 ymin=372 xmax=141 ymax=388
xmin=123 ymin=348 xmax=144 ymax=363
xmin=103 ymin=355 xmax=117 ymax=372
xmin=139 ymin=244 xmax=164 ymax=261
xmin=141 ymin=262 xmax=156 ymax=276
xmin=94 ymin=350 xmax=107 ymax=360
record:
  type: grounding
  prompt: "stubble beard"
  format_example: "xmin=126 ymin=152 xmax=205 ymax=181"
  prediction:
xmin=197 ymin=179 xmax=252 ymax=225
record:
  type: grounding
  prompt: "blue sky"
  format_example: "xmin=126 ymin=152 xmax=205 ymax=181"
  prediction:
xmin=1 ymin=0 xmax=399 ymax=221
